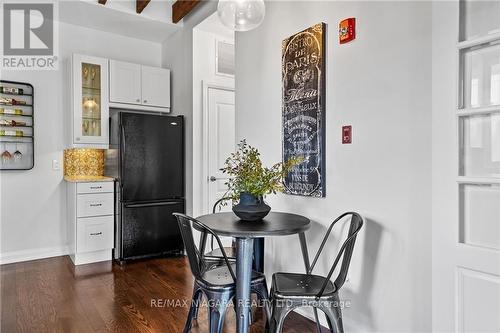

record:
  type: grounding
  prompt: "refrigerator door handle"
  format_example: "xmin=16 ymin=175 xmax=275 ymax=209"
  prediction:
xmin=124 ymin=201 xmax=181 ymax=208
xmin=120 ymin=124 xmax=126 ymax=190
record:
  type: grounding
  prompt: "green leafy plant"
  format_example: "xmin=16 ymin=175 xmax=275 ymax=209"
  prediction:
xmin=221 ymin=140 xmax=302 ymax=201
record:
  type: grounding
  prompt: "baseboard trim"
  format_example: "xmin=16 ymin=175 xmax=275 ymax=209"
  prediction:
xmin=0 ymin=245 xmax=69 ymax=265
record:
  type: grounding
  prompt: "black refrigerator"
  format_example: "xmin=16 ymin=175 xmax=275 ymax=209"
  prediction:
xmin=106 ymin=110 xmax=185 ymax=262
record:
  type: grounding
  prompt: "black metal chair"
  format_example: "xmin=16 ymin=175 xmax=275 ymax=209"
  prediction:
xmin=173 ymin=213 xmax=270 ymax=333
xmin=268 ymin=212 xmax=364 ymax=333
xmin=199 ymin=198 xmax=237 ymax=266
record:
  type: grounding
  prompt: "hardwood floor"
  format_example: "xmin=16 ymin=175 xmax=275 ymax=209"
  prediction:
xmin=1 ymin=256 xmax=327 ymax=333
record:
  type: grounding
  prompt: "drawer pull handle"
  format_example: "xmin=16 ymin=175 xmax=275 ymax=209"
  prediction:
xmin=90 ymin=232 xmax=102 ymax=236
xmin=90 ymin=186 xmax=102 ymax=189
xmin=89 ymin=203 xmax=102 ymax=207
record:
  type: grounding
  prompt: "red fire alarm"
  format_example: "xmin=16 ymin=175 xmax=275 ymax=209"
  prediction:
xmin=339 ymin=18 xmax=356 ymax=44
xmin=342 ymin=125 xmax=352 ymax=144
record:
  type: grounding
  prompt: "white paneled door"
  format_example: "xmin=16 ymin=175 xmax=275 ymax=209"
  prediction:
xmin=435 ymin=1 xmax=500 ymax=332
xmin=205 ymin=87 xmax=235 ymax=213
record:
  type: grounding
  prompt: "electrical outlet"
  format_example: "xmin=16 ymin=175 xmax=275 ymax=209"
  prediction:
xmin=52 ymin=159 xmax=60 ymax=171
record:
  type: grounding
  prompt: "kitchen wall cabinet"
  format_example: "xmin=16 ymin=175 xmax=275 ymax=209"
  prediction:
xmin=109 ymin=60 xmax=170 ymax=111
xmin=141 ymin=65 xmax=171 ymax=108
xmin=109 ymin=60 xmax=142 ymax=105
xmin=67 ymin=181 xmax=114 ymax=265
xmin=71 ymin=54 xmax=109 ymax=149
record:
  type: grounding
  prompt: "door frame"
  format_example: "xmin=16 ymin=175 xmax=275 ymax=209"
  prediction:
xmin=201 ymin=81 xmax=235 ymax=214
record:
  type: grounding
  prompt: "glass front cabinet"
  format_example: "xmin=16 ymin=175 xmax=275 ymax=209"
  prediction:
xmin=71 ymin=54 xmax=109 ymax=148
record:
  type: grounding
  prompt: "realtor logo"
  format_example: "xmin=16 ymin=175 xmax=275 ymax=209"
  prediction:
xmin=1 ymin=1 xmax=58 ymax=70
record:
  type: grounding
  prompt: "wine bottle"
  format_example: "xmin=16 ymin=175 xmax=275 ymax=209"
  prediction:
xmin=0 ymin=129 xmax=23 ymax=137
xmin=0 ymin=97 xmax=26 ymax=105
xmin=0 ymin=86 xmax=24 ymax=95
xmin=0 ymin=108 xmax=23 ymax=115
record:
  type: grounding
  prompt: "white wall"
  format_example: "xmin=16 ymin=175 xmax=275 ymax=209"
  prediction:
xmin=235 ymin=1 xmax=432 ymax=332
xmin=0 ymin=22 xmax=161 ymax=264
xmin=431 ymin=2 xmax=462 ymax=332
xmin=192 ymin=22 xmax=234 ymax=217
xmin=161 ymin=1 xmax=218 ymax=215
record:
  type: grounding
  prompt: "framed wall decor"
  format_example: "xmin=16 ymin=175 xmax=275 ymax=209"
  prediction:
xmin=0 ymin=80 xmax=34 ymax=171
xmin=282 ymin=23 xmax=326 ymax=197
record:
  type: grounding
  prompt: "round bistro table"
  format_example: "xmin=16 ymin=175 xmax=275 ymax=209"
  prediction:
xmin=196 ymin=211 xmax=311 ymax=333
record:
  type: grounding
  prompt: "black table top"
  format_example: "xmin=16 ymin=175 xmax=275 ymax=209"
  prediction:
xmin=195 ymin=211 xmax=311 ymax=238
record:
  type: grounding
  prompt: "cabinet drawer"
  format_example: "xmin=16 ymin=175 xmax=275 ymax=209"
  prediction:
xmin=77 ymin=182 xmax=114 ymax=194
xmin=77 ymin=193 xmax=114 ymax=217
xmin=77 ymin=216 xmax=114 ymax=253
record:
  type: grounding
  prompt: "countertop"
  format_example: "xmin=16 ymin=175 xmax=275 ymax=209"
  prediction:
xmin=64 ymin=175 xmax=115 ymax=183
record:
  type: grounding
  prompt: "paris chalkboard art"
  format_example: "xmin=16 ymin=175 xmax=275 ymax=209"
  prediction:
xmin=282 ymin=23 xmax=326 ymax=197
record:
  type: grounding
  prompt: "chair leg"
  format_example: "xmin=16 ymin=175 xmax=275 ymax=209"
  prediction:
xmin=183 ymin=288 xmax=203 ymax=333
xmin=192 ymin=288 xmax=203 ymax=320
xmin=313 ymin=307 xmax=323 ymax=333
xmin=334 ymin=306 xmax=344 ymax=333
xmin=208 ymin=292 xmax=232 ymax=333
xmin=208 ymin=307 xmax=226 ymax=333
xmin=252 ymin=281 xmax=271 ymax=324
xmin=318 ymin=304 xmax=343 ymax=333
xmin=269 ymin=300 xmax=293 ymax=333
xmin=324 ymin=311 xmax=334 ymax=332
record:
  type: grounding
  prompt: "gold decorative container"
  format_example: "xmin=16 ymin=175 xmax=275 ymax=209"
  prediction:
xmin=64 ymin=148 xmax=105 ymax=177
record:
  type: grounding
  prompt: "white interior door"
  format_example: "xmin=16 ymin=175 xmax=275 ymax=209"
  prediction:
xmin=433 ymin=2 xmax=500 ymax=332
xmin=205 ymin=87 xmax=235 ymax=213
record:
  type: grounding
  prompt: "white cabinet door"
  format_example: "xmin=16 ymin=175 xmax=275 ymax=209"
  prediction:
xmin=141 ymin=65 xmax=170 ymax=108
xmin=72 ymin=54 xmax=109 ymax=147
xmin=76 ymin=215 xmax=114 ymax=253
xmin=77 ymin=193 xmax=114 ymax=218
xmin=109 ymin=60 xmax=141 ymax=105
xmin=77 ymin=181 xmax=114 ymax=194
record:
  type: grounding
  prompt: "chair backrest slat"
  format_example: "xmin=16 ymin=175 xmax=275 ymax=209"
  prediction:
xmin=208 ymin=198 xmax=227 ymax=251
xmin=212 ymin=198 xmax=227 ymax=214
xmin=334 ymin=213 xmax=363 ymax=289
xmin=310 ymin=212 xmax=364 ymax=298
xmin=173 ymin=213 xmax=236 ymax=284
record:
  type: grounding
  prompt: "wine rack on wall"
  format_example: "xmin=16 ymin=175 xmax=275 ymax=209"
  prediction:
xmin=0 ymin=80 xmax=34 ymax=170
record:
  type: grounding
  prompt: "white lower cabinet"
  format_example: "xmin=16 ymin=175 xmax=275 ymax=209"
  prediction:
xmin=67 ymin=181 xmax=114 ymax=265
xmin=77 ymin=216 xmax=114 ymax=253
xmin=77 ymin=193 xmax=114 ymax=217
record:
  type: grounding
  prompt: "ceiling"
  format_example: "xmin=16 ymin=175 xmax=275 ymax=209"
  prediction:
xmin=58 ymin=0 xmax=182 ymax=43
xmin=195 ymin=11 xmax=234 ymax=41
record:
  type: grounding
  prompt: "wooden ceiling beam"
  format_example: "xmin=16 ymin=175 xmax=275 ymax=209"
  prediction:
xmin=136 ymin=0 xmax=151 ymax=13
xmin=98 ymin=0 xmax=107 ymax=5
xmin=172 ymin=0 xmax=201 ymax=23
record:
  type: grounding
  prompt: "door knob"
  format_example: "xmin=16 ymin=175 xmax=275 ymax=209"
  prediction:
xmin=209 ymin=176 xmax=217 ymax=182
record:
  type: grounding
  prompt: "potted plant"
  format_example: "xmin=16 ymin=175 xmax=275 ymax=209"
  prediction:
xmin=221 ymin=140 xmax=301 ymax=221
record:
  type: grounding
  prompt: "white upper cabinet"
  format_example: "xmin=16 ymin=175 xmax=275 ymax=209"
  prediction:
xmin=72 ymin=54 xmax=109 ymax=148
xmin=141 ymin=65 xmax=171 ymax=108
xmin=109 ymin=60 xmax=141 ymax=105
xmin=109 ymin=60 xmax=170 ymax=110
